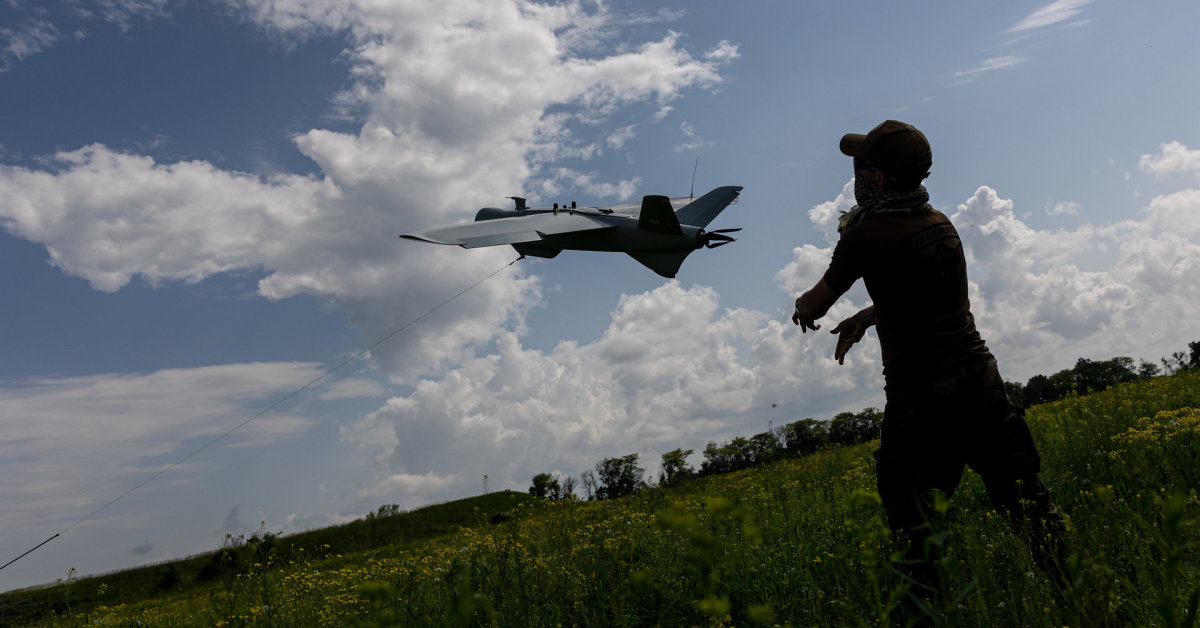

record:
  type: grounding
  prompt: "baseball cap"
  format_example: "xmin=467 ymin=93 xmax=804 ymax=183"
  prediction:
xmin=840 ymin=120 xmax=932 ymax=187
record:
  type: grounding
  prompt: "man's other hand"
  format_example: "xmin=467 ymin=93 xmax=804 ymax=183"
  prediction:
xmin=830 ymin=313 xmax=868 ymax=365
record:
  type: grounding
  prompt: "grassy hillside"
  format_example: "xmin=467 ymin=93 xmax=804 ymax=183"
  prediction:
xmin=6 ymin=371 xmax=1199 ymax=626
xmin=0 ymin=491 xmax=537 ymax=626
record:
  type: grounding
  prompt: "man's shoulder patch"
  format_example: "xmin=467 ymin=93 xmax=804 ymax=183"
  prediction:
xmin=900 ymin=222 xmax=958 ymax=255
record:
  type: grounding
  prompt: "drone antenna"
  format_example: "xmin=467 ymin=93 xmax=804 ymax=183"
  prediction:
xmin=690 ymin=155 xmax=700 ymax=199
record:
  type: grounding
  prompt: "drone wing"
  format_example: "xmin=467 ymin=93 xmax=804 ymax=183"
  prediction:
xmin=401 ymin=212 xmax=612 ymax=248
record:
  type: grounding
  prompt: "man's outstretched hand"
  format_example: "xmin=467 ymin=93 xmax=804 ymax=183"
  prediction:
xmin=792 ymin=296 xmax=822 ymax=332
xmin=793 ymin=280 xmax=841 ymax=333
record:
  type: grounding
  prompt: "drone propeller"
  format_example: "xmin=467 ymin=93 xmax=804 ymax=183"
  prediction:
xmin=699 ymin=227 xmax=742 ymax=249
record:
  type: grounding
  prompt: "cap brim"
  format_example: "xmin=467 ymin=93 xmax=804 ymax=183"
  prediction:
xmin=840 ymin=133 xmax=867 ymax=157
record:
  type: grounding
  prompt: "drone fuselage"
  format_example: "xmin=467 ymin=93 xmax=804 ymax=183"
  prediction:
xmin=402 ymin=186 xmax=742 ymax=277
xmin=473 ymin=207 xmax=704 ymax=254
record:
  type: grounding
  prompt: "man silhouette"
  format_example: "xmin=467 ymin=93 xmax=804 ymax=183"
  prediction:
xmin=791 ymin=120 xmax=1066 ymax=599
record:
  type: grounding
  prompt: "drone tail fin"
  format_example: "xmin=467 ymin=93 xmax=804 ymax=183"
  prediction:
xmin=638 ymin=195 xmax=684 ymax=235
xmin=674 ymin=185 xmax=742 ymax=229
xmin=627 ymin=250 xmax=692 ymax=278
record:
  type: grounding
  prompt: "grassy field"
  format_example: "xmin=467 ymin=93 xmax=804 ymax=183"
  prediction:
xmin=5 ymin=370 xmax=1199 ymax=627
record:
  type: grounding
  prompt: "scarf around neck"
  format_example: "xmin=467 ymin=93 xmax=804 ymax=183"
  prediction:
xmin=837 ymin=179 xmax=930 ymax=233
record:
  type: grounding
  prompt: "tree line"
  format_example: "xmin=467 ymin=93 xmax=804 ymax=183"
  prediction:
xmin=1005 ymin=340 xmax=1200 ymax=406
xmin=529 ymin=340 xmax=1200 ymax=503
xmin=528 ymin=407 xmax=882 ymax=502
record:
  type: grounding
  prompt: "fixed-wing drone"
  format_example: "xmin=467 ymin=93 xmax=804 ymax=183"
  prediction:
xmin=401 ymin=185 xmax=742 ymax=278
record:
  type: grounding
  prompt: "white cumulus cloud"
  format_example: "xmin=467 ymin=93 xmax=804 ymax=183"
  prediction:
xmin=951 ymin=184 xmax=1200 ymax=372
xmin=1139 ymin=141 xmax=1200 ymax=179
xmin=344 ymin=273 xmax=884 ymax=502
xmin=0 ymin=0 xmax=738 ymax=381
xmin=1046 ymin=200 xmax=1081 ymax=216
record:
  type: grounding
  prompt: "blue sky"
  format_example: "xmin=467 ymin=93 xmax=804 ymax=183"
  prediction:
xmin=3 ymin=0 xmax=1200 ymax=590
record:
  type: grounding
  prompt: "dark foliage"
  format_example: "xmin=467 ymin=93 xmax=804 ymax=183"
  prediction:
xmin=528 ymin=472 xmax=561 ymax=499
xmin=658 ymin=448 xmax=695 ymax=487
xmin=594 ymin=454 xmax=645 ymax=500
xmin=780 ymin=418 xmax=827 ymax=456
xmin=1008 ymin=347 xmax=1196 ymax=407
xmin=828 ymin=408 xmax=882 ymax=445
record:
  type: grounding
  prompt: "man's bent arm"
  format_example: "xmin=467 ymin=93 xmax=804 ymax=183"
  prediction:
xmin=792 ymin=278 xmax=840 ymax=332
xmin=850 ymin=305 xmax=876 ymax=326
